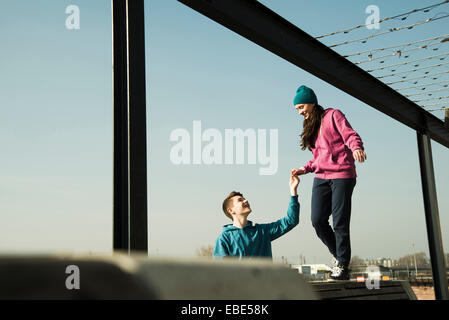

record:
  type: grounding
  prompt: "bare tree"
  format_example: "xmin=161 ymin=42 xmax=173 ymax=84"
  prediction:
xmin=196 ymin=245 xmax=214 ymax=258
xmin=397 ymin=252 xmax=430 ymax=268
xmin=349 ymin=255 xmax=365 ymax=268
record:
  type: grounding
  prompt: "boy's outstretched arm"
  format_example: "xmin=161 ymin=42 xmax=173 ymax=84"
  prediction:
xmin=289 ymin=172 xmax=300 ymax=196
xmin=264 ymin=173 xmax=300 ymax=241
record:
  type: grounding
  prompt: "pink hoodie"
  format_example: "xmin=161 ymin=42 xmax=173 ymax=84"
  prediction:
xmin=303 ymin=108 xmax=364 ymax=179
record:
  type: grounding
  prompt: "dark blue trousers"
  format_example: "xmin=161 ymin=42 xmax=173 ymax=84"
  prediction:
xmin=311 ymin=177 xmax=356 ymax=267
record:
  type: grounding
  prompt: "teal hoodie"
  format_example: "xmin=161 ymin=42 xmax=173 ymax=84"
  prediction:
xmin=213 ymin=195 xmax=300 ymax=259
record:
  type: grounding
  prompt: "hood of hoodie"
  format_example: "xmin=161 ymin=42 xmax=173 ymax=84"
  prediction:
xmin=222 ymin=221 xmax=254 ymax=231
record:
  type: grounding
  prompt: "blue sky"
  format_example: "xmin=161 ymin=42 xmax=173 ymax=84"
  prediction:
xmin=1 ymin=0 xmax=448 ymax=265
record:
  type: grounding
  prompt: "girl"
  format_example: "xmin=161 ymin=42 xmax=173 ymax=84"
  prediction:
xmin=291 ymin=85 xmax=367 ymax=280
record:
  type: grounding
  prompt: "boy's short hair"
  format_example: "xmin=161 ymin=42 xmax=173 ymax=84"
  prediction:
xmin=222 ymin=191 xmax=243 ymax=220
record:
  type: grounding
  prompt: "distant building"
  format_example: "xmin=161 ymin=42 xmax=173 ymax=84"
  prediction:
xmin=350 ymin=265 xmax=393 ymax=280
xmin=291 ymin=264 xmax=333 ymax=281
xmin=364 ymin=258 xmax=398 ymax=268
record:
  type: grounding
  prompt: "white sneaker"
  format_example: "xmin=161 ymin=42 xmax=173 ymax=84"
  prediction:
xmin=331 ymin=264 xmax=343 ymax=277
xmin=331 ymin=257 xmax=339 ymax=276
xmin=330 ymin=264 xmax=349 ymax=280
xmin=331 ymin=257 xmax=339 ymax=267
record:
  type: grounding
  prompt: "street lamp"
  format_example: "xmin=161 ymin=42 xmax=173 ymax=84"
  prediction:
xmin=412 ymin=243 xmax=418 ymax=278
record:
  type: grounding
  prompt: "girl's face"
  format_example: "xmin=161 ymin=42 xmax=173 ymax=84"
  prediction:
xmin=294 ymin=103 xmax=315 ymax=120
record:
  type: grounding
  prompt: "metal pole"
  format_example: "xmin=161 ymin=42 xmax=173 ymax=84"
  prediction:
xmin=127 ymin=0 xmax=148 ymax=253
xmin=112 ymin=0 xmax=148 ymax=254
xmin=445 ymin=109 xmax=449 ymax=129
xmin=112 ymin=0 xmax=129 ymax=253
xmin=412 ymin=243 xmax=418 ymax=278
xmin=417 ymin=132 xmax=448 ymax=300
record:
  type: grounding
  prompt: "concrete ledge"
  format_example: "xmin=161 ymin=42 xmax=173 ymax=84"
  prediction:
xmin=311 ymin=280 xmax=417 ymax=300
xmin=0 ymin=253 xmax=318 ymax=300
xmin=132 ymin=256 xmax=318 ymax=299
xmin=0 ymin=253 xmax=155 ymax=299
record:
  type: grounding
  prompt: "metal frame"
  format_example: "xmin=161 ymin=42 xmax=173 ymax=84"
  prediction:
xmin=417 ymin=133 xmax=448 ymax=300
xmin=176 ymin=0 xmax=449 ymax=298
xmin=112 ymin=0 xmax=148 ymax=254
xmin=445 ymin=109 xmax=449 ymax=129
xmin=178 ymin=0 xmax=449 ymax=148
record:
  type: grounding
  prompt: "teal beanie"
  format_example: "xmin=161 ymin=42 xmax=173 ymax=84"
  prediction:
xmin=293 ymin=85 xmax=318 ymax=105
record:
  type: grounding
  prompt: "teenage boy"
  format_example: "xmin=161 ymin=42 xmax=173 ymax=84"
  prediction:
xmin=213 ymin=173 xmax=300 ymax=258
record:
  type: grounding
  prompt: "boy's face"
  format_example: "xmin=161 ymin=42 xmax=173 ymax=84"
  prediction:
xmin=227 ymin=195 xmax=252 ymax=218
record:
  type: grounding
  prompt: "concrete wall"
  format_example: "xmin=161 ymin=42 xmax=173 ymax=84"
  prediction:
xmin=0 ymin=253 xmax=318 ymax=300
